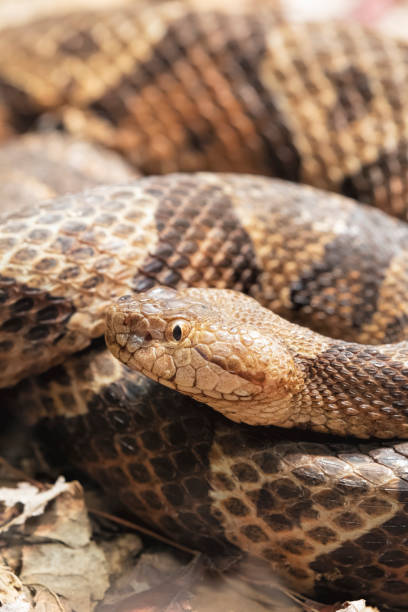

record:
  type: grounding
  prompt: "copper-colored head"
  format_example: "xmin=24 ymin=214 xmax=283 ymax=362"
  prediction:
xmin=105 ymin=287 xmax=304 ymax=426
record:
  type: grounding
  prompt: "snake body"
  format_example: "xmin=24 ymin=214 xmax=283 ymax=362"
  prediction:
xmin=0 ymin=131 xmax=136 ymax=214
xmin=3 ymin=174 xmax=408 ymax=609
xmin=3 ymin=4 xmax=408 ymax=609
xmin=1 ymin=3 xmax=408 ymax=218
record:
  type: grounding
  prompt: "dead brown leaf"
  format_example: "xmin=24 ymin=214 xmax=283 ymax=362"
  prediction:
xmin=0 ymin=460 xmax=142 ymax=611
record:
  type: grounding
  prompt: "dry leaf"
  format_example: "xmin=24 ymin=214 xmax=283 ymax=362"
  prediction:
xmin=0 ymin=477 xmax=71 ymax=531
xmin=335 ymin=600 xmax=380 ymax=612
xmin=0 ymin=566 xmax=32 ymax=611
xmin=98 ymin=551 xmax=201 ymax=611
xmin=0 ymin=460 xmax=142 ymax=611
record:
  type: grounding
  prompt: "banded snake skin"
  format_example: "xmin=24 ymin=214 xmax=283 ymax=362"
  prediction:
xmin=3 ymin=3 xmax=408 ymax=609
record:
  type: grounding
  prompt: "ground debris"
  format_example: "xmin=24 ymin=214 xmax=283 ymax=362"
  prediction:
xmin=0 ymin=459 xmax=142 ymax=611
xmin=97 ymin=545 xmax=376 ymax=612
xmin=332 ymin=600 xmax=380 ymax=612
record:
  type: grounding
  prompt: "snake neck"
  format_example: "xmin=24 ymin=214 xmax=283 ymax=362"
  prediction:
xmin=210 ymin=328 xmax=408 ymax=440
xmin=290 ymin=341 xmax=408 ymax=439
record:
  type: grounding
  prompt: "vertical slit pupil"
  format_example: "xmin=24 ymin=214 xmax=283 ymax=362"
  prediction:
xmin=173 ymin=325 xmax=182 ymax=341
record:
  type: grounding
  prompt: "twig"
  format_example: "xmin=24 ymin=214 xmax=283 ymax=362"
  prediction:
xmin=88 ymin=507 xmax=198 ymax=556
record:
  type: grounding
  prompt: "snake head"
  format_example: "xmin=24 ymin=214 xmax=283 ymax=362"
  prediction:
xmin=105 ymin=287 xmax=303 ymax=426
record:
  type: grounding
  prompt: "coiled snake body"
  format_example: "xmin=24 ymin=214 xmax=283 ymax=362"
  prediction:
xmin=4 ymin=4 xmax=408 ymax=609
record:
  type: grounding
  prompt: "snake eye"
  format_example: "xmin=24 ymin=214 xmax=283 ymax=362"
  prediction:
xmin=173 ymin=325 xmax=182 ymax=341
xmin=166 ymin=319 xmax=190 ymax=342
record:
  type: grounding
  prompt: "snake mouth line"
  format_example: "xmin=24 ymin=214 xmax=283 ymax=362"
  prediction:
xmin=194 ymin=346 xmax=210 ymax=361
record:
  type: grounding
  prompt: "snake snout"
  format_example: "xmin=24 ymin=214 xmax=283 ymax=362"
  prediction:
xmin=105 ymin=298 xmax=155 ymax=358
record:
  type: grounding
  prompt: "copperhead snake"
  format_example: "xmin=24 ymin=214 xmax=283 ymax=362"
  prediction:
xmin=3 ymin=3 xmax=408 ymax=609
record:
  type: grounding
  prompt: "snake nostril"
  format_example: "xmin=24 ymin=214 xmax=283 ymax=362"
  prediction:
xmin=118 ymin=295 xmax=133 ymax=303
xmin=145 ymin=332 xmax=152 ymax=342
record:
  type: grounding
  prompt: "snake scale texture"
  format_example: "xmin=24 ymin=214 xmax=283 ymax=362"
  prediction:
xmin=3 ymin=3 xmax=408 ymax=609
